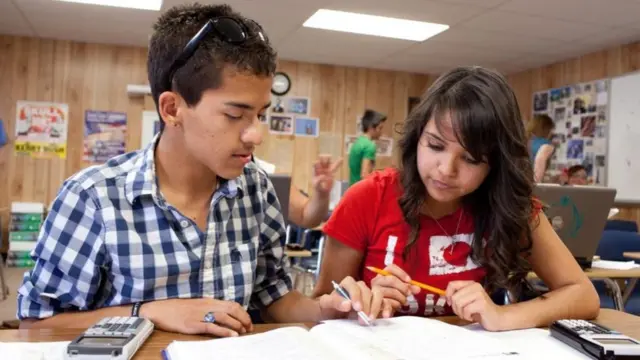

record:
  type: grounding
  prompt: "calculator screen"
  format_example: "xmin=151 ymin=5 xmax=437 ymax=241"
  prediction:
xmin=594 ymin=338 xmax=639 ymax=345
xmin=78 ymin=337 xmax=128 ymax=346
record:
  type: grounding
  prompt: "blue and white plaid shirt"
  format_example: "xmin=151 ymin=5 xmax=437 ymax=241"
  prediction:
xmin=17 ymin=137 xmax=293 ymax=320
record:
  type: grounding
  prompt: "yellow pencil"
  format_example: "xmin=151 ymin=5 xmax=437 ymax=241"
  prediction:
xmin=366 ymin=266 xmax=446 ymax=296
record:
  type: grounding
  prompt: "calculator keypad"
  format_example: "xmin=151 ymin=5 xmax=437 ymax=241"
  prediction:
xmin=86 ymin=317 xmax=139 ymax=337
xmin=558 ymin=319 xmax=620 ymax=335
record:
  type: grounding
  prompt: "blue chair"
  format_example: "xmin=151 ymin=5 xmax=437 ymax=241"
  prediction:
xmin=594 ymin=230 xmax=640 ymax=315
xmin=604 ymin=219 xmax=638 ymax=233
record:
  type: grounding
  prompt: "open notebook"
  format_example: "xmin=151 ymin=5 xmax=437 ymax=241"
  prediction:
xmin=162 ymin=316 xmax=531 ymax=360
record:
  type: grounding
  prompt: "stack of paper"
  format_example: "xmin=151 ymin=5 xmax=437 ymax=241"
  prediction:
xmin=465 ymin=324 xmax=591 ymax=359
xmin=592 ymin=259 xmax=640 ymax=270
xmin=0 ymin=341 xmax=69 ymax=360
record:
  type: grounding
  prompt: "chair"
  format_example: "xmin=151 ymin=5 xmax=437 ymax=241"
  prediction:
xmin=594 ymin=230 xmax=640 ymax=315
xmin=604 ymin=219 xmax=638 ymax=233
xmin=288 ymin=227 xmax=325 ymax=295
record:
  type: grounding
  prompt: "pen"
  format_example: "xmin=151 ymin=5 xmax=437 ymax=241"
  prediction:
xmin=331 ymin=280 xmax=372 ymax=326
xmin=366 ymin=266 xmax=447 ymax=296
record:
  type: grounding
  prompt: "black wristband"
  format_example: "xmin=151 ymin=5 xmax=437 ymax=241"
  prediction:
xmin=131 ymin=302 xmax=143 ymax=317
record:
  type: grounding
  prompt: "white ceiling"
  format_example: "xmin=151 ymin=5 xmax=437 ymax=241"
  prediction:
xmin=2 ymin=0 xmax=640 ymax=75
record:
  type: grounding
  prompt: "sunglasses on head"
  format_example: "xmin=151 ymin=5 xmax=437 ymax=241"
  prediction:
xmin=163 ymin=16 xmax=265 ymax=91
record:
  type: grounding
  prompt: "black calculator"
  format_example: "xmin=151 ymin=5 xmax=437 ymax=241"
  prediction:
xmin=550 ymin=319 xmax=640 ymax=360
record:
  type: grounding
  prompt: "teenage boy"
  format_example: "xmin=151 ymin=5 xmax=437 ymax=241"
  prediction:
xmin=17 ymin=3 xmax=388 ymax=337
xmin=349 ymin=109 xmax=387 ymax=185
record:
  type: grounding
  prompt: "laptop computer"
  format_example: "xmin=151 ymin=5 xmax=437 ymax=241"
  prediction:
xmin=533 ymin=184 xmax=617 ymax=269
xmin=270 ymin=174 xmax=292 ymax=224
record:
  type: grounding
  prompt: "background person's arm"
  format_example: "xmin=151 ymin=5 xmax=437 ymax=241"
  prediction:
xmin=361 ymin=158 xmax=374 ymax=178
xmin=288 ymin=186 xmax=328 ymax=229
xmin=287 ymin=156 xmax=341 ymax=229
xmin=360 ymin=143 xmax=377 ymax=178
xmin=533 ymin=144 xmax=554 ymax=182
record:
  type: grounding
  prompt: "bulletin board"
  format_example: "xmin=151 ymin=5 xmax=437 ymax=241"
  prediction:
xmin=607 ymin=70 xmax=640 ymax=202
xmin=532 ymin=79 xmax=610 ymax=185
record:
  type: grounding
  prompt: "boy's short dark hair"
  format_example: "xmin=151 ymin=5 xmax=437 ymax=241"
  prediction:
xmin=147 ymin=3 xmax=277 ymax=127
xmin=567 ymin=164 xmax=586 ymax=177
xmin=361 ymin=109 xmax=387 ymax=132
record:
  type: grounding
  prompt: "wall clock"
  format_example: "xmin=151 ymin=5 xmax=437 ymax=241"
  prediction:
xmin=271 ymin=71 xmax=291 ymax=96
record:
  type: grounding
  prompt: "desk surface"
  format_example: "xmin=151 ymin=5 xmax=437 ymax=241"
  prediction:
xmin=529 ymin=267 xmax=640 ymax=279
xmin=0 ymin=309 xmax=637 ymax=360
xmin=284 ymin=249 xmax=312 ymax=258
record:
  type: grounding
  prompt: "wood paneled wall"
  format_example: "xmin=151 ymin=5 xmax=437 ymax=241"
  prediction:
xmin=506 ymin=40 xmax=640 ymax=227
xmin=0 ymin=35 xmax=432 ymax=250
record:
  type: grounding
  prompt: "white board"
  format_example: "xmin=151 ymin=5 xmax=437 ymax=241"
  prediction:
xmin=607 ymin=71 xmax=640 ymax=202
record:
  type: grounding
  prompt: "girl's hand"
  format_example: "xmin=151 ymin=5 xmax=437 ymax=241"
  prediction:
xmin=370 ymin=264 xmax=420 ymax=314
xmin=318 ymin=276 xmax=393 ymax=325
xmin=446 ymin=281 xmax=505 ymax=331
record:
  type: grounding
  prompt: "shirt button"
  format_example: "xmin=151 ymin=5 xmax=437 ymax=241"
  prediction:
xmin=180 ymin=220 xmax=190 ymax=228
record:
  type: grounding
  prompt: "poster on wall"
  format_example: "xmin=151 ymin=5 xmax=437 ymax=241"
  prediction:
xmin=532 ymin=79 xmax=609 ymax=185
xmin=0 ymin=118 xmax=8 ymax=166
xmin=268 ymin=113 xmax=294 ymax=135
xmin=345 ymin=134 xmax=359 ymax=154
xmin=14 ymin=101 xmax=68 ymax=159
xmin=0 ymin=118 xmax=7 ymax=148
xmin=294 ymin=117 xmax=319 ymax=137
xmin=83 ymin=110 xmax=127 ymax=163
xmin=269 ymin=96 xmax=311 ymax=116
xmin=141 ymin=110 xmax=161 ymax=148
xmin=375 ymin=137 xmax=394 ymax=157
xmin=344 ymin=134 xmax=393 ymax=157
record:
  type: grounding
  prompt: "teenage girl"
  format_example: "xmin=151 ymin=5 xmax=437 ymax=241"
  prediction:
xmin=313 ymin=66 xmax=599 ymax=331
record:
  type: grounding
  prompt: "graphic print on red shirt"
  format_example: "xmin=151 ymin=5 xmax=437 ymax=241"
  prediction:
xmin=323 ymin=168 xmax=486 ymax=317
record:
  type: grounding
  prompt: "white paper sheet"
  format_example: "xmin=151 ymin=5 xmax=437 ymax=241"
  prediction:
xmin=465 ymin=323 xmax=591 ymax=359
xmin=164 ymin=326 xmax=341 ymax=360
xmin=0 ymin=341 xmax=70 ymax=360
xmin=592 ymin=259 xmax=640 ymax=270
xmin=314 ymin=317 xmax=523 ymax=359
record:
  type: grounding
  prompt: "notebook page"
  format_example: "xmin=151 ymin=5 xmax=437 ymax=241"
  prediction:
xmin=0 ymin=341 xmax=70 ymax=360
xmin=464 ymin=324 xmax=591 ymax=359
xmin=311 ymin=317 xmax=523 ymax=360
xmin=164 ymin=326 xmax=345 ymax=360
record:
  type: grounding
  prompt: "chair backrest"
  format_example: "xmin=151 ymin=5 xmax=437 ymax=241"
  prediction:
xmin=604 ymin=219 xmax=638 ymax=233
xmin=596 ymin=230 xmax=640 ymax=262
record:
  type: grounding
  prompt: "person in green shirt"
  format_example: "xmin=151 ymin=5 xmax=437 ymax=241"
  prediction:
xmin=349 ymin=109 xmax=387 ymax=185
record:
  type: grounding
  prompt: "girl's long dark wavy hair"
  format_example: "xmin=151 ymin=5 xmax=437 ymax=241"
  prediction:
xmin=398 ymin=66 xmax=538 ymax=300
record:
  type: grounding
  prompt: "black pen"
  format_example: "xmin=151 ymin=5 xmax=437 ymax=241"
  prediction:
xmin=332 ymin=280 xmax=372 ymax=326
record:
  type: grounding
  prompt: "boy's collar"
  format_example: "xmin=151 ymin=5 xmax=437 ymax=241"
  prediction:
xmin=124 ymin=133 xmax=240 ymax=206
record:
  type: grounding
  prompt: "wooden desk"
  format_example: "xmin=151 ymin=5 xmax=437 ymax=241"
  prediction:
xmin=528 ymin=268 xmax=640 ymax=311
xmin=624 ymin=252 xmax=640 ymax=260
xmin=1 ymin=310 xmax=638 ymax=359
xmin=284 ymin=249 xmax=312 ymax=258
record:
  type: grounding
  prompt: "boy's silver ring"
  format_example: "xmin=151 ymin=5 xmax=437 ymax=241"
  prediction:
xmin=203 ymin=312 xmax=216 ymax=323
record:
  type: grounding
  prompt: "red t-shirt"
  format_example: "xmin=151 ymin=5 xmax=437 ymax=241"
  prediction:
xmin=323 ymin=168 xmax=541 ymax=317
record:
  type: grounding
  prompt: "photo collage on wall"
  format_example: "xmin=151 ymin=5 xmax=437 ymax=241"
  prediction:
xmin=267 ymin=96 xmax=319 ymax=137
xmin=532 ymin=79 xmax=609 ymax=185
